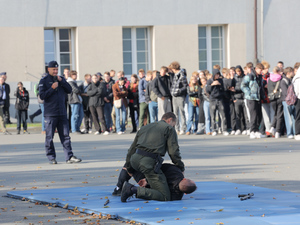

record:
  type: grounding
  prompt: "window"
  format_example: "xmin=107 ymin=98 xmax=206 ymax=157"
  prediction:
xmin=44 ymin=28 xmax=75 ymax=74
xmin=122 ymin=27 xmax=151 ymax=76
xmin=198 ymin=26 xmax=224 ymax=71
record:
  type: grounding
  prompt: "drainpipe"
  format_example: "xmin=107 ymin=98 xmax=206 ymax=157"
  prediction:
xmin=254 ymin=0 xmax=258 ymax=64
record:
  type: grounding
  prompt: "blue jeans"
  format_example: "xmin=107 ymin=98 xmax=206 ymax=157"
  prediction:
xmin=104 ymin=102 xmax=113 ymax=130
xmin=186 ymin=102 xmax=199 ymax=133
xmin=203 ymin=101 xmax=211 ymax=133
xmin=148 ymin=101 xmax=158 ymax=123
xmin=40 ymin=103 xmax=45 ymax=131
xmin=282 ymin=101 xmax=295 ymax=136
xmin=70 ymin=103 xmax=84 ymax=133
xmin=16 ymin=110 xmax=27 ymax=131
xmin=115 ymin=104 xmax=127 ymax=132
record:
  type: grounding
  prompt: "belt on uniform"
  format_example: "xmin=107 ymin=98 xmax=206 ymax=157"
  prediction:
xmin=136 ymin=149 xmax=158 ymax=160
xmin=136 ymin=149 xmax=164 ymax=174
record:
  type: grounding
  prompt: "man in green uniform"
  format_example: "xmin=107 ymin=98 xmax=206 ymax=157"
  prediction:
xmin=121 ymin=112 xmax=185 ymax=202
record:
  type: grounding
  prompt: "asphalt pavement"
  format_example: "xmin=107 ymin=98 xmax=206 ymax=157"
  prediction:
xmin=1 ymin=127 xmax=300 ymax=225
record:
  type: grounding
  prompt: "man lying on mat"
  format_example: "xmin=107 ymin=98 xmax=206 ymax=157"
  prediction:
xmin=112 ymin=163 xmax=197 ymax=202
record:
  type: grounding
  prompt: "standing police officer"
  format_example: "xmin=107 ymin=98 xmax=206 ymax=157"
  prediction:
xmin=39 ymin=61 xmax=82 ymax=164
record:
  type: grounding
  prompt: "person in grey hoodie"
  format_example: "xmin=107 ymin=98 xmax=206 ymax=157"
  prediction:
xmin=68 ymin=70 xmax=84 ymax=134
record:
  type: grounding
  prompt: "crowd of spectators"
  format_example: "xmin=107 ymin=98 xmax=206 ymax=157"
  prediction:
xmin=1 ymin=60 xmax=300 ymax=140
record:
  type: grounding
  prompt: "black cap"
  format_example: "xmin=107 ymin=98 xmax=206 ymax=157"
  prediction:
xmin=0 ymin=72 xmax=7 ymax=76
xmin=119 ymin=77 xmax=125 ymax=81
xmin=48 ymin=61 xmax=59 ymax=68
xmin=96 ymin=72 xmax=102 ymax=77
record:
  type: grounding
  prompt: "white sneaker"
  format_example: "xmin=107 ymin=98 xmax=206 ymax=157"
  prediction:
xmin=117 ymin=131 xmax=123 ymax=135
xmin=242 ymin=130 xmax=247 ymax=135
xmin=235 ymin=130 xmax=241 ymax=135
xmin=81 ymin=128 xmax=86 ymax=133
xmin=270 ymin=127 xmax=275 ymax=136
xmin=288 ymin=135 xmax=294 ymax=139
xmin=94 ymin=131 xmax=100 ymax=135
xmin=230 ymin=130 xmax=235 ymax=135
xmin=103 ymin=131 xmax=110 ymax=135
xmin=218 ymin=128 xmax=222 ymax=134
xmin=250 ymin=132 xmax=256 ymax=139
xmin=275 ymin=132 xmax=280 ymax=139
xmin=223 ymin=131 xmax=229 ymax=136
xmin=179 ymin=131 xmax=185 ymax=135
xmin=212 ymin=131 xmax=217 ymax=136
xmin=247 ymin=130 xmax=251 ymax=136
xmin=295 ymin=135 xmax=300 ymax=140
xmin=88 ymin=129 xmax=92 ymax=134
xmin=255 ymin=132 xmax=263 ymax=139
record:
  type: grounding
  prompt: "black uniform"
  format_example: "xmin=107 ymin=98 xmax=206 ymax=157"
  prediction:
xmin=136 ymin=164 xmax=184 ymax=201
xmin=116 ymin=163 xmax=184 ymax=201
xmin=39 ymin=74 xmax=74 ymax=161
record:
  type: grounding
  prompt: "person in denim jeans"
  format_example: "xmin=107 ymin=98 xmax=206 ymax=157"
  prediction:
xmin=103 ymin=72 xmax=115 ymax=132
xmin=68 ymin=71 xmax=84 ymax=134
xmin=199 ymin=77 xmax=211 ymax=135
xmin=281 ymin=67 xmax=295 ymax=138
xmin=186 ymin=75 xmax=200 ymax=135
xmin=112 ymin=77 xmax=128 ymax=134
xmin=145 ymin=71 xmax=158 ymax=123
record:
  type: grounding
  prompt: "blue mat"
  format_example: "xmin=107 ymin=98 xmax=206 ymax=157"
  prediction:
xmin=6 ymin=181 xmax=300 ymax=224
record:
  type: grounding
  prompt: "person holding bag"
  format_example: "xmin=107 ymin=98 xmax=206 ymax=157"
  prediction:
xmin=14 ymin=82 xmax=30 ymax=134
xmin=112 ymin=77 xmax=128 ymax=134
xmin=267 ymin=66 xmax=283 ymax=138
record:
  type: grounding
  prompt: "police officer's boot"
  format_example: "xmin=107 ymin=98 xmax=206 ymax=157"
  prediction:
xmin=121 ymin=181 xmax=137 ymax=202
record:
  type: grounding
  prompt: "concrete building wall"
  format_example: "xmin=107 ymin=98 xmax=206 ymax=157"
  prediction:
xmin=153 ymin=24 xmax=199 ymax=75
xmin=0 ymin=27 xmax=44 ymax=82
xmin=226 ymin=24 xmax=247 ymax=68
xmin=0 ymin=0 xmax=247 ymax=27
xmin=263 ymin=0 xmax=300 ymax=68
xmin=76 ymin=26 xmax=123 ymax=78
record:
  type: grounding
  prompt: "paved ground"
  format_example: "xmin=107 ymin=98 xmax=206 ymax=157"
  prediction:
xmin=1 ymin=127 xmax=300 ymax=225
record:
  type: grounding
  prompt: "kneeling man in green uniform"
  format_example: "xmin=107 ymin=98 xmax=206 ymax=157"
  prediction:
xmin=122 ymin=112 xmax=185 ymax=202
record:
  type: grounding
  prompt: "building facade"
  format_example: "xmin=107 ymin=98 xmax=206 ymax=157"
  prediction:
xmin=0 ymin=0 xmax=299 ymax=120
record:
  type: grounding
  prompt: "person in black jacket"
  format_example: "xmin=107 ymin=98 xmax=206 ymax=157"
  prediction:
xmin=87 ymin=74 xmax=109 ymax=135
xmin=103 ymin=72 xmax=115 ymax=132
xmin=222 ymin=68 xmax=236 ymax=135
xmin=206 ymin=69 xmax=228 ymax=136
xmin=79 ymin=74 xmax=92 ymax=134
xmin=153 ymin=66 xmax=173 ymax=120
xmin=233 ymin=66 xmax=248 ymax=135
xmin=127 ymin=74 xmax=139 ymax=133
xmin=14 ymin=82 xmax=30 ymax=134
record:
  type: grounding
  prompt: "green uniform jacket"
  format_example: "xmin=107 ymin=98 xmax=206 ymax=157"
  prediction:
xmin=125 ymin=120 xmax=185 ymax=173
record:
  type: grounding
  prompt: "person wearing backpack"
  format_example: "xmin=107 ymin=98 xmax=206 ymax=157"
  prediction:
xmin=267 ymin=66 xmax=283 ymax=138
xmin=293 ymin=66 xmax=300 ymax=140
xmin=281 ymin=67 xmax=295 ymax=139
